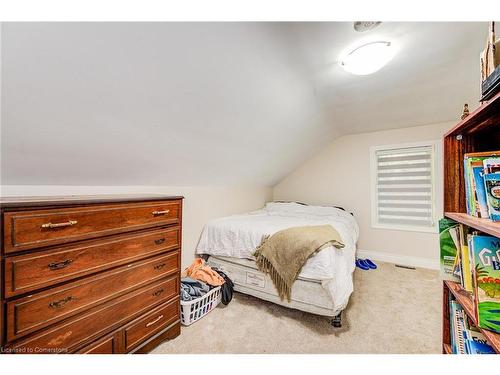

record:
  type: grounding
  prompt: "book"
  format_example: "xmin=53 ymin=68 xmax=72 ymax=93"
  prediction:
xmin=484 ymin=173 xmax=500 ymax=221
xmin=468 ymin=234 xmax=478 ymax=307
xmin=472 ymin=164 xmax=489 ymax=218
xmin=449 ymin=292 xmax=456 ymax=352
xmin=483 ymin=157 xmax=500 ymax=174
xmin=463 ymin=152 xmax=500 ymax=218
xmin=464 ymin=154 xmax=487 ymax=217
xmin=439 ymin=218 xmax=461 ymax=282
xmin=463 ymin=315 xmax=496 ymax=354
xmin=450 ymin=299 xmax=467 ymax=353
xmin=459 ymin=225 xmax=473 ymax=293
xmin=466 ymin=340 xmax=496 ymax=354
xmin=464 ymin=157 xmax=474 ymax=215
xmin=471 ymin=235 xmax=500 ymax=333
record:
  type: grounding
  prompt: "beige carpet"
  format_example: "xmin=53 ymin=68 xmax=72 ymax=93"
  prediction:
xmin=152 ymin=262 xmax=442 ymax=354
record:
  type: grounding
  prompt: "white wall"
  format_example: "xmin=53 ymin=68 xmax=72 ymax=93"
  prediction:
xmin=0 ymin=185 xmax=272 ymax=269
xmin=273 ymin=121 xmax=455 ymax=269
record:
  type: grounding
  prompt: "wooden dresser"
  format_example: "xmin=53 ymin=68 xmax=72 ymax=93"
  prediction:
xmin=0 ymin=194 xmax=183 ymax=354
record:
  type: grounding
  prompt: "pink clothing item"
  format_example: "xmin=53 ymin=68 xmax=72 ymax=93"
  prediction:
xmin=182 ymin=258 xmax=225 ymax=286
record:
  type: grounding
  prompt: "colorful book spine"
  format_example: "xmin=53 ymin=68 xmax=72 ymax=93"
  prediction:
xmin=464 ymin=158 xmax=473 ymax=215
xmin=464 ymin=156 xmax=483 ymax=217
xmin=450 ymin=299 xmax=465 ymax=353
xmin=459 ymin=225 xmax=473 ymax=293
xmin=463 ymin=152 xmax=500 ymax=219
xmin=468 ymin=234 xmax=477 ymax=308
xmin=472 ymin=165 xmax=489 ymax=218
xmin=449 ymin=293 xmax=456 ymax=352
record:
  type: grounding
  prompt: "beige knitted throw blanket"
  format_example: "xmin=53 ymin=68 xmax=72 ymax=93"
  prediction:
xmin=253 ymin=225 xmax=344 ymax=302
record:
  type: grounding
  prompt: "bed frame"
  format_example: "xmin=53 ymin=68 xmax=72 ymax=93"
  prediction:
xmin=207 ymin=255 xmax=345 ymax=327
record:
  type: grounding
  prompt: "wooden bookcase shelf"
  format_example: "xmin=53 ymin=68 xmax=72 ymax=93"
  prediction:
xmin=445 ymin=212 xmax=500 ymax=238
xmin=442 ymin=91 xmax=500 ymax=354
xmin=443 ymin=92 xmax=500 ymax=214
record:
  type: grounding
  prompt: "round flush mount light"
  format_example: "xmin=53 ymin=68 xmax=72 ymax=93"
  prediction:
xmin=340 ymin=41 xmax=395 ymax=76
xmin=353 ymin=21 xmax=381 ymax=32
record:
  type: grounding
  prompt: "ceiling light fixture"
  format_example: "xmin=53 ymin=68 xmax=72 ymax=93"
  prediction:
xmin=353 ymin=21 xmax=382 ymax=32
xmin=340 ymin=41 xmax=395 ymax=76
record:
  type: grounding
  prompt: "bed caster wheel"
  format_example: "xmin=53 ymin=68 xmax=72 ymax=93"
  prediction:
xmin=331 ymin=313 xmax=342 ymax=328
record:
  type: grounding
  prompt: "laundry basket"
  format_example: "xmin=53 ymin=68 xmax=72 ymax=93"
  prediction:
xmin=180 ymin=286 xmax=222 ymax=326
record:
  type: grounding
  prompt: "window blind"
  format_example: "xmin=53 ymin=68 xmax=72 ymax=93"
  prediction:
xmin=374 ymin=145 xmax=434 ymax=228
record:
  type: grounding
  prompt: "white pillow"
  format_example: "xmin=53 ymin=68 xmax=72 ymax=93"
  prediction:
xmin=264 ymin=201 xmax=347 ymax=217
xmin=264 ymin=202 xmax=359 ymax=241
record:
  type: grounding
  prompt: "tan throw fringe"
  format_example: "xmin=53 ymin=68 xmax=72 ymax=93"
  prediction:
xmin=254 ymin=234 xmax=292 ymax=302
xmin=254 ymin=233 xmax=344 ymax=302
xmin=254 ymin=252 xmax=292 ymax=302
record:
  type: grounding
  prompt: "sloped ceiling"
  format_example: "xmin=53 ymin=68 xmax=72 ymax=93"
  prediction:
xmin=0 ymin=22 xmax=487 ymax=186
xmin=285 ymin=22 xmax=487 ymax=135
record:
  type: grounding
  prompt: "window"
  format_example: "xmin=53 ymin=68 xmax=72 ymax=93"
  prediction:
xmin=370 ymin=141 xmax=439 ymax=232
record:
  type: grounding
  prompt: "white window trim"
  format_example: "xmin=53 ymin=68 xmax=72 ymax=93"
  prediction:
xmin=370 ymin=140 xmax=442 ymax=234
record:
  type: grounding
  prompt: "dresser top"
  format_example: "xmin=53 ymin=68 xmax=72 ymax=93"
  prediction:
xmin=0 ymin=194 xmax=184 ymax=208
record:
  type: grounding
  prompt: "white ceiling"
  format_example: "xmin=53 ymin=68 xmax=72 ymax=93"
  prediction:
xmin=285 ymin=22 xmax=487 ymax=135
xmin=0 ymin=22 xmax=487 ymax=186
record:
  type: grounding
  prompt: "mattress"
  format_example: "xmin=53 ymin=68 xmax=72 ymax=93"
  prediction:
xmin=197 ymin=202 xmax=359 ymax=314
xmin=207 ymin=256 xmax=339 ymax=317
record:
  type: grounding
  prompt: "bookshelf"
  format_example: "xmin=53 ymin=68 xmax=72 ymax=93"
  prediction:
xmin=442 ymin=91 xmax=500 ymax=354
xmin=444 ymin=281 xmax=500 ymax=353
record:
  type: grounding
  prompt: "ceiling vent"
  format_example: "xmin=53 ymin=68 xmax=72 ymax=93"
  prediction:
xmin=353 ymin=22 xmax=381 ymax=32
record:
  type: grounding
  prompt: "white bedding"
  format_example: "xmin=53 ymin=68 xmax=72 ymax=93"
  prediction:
xmin=196 ymin=202 xmax=359 ymax=312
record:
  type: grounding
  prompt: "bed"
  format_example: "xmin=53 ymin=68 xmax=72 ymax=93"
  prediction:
xmin=196 ymin=202 xmax=359 ymax=325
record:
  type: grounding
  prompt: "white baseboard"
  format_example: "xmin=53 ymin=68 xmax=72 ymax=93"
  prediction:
xmin=356 ymin=249 xmax=439 ymax=270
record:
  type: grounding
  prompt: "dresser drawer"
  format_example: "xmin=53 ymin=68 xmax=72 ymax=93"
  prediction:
xmin=3 ymin=199 xmax=181 ymax=252
xmin=9 ymin=277 xmax=179 ymax=353
xmin=76 ymin=332 xmax=122 ymax=354
xmin=6 ymin=252 xmax=179 ymax=341
xmin=5 ymin=227 xmax=180 ymax=297
xmin=124 ymin=298 xmax=180 ymax=352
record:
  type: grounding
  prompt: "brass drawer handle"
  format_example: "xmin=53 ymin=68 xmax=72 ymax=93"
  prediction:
xmin=41 ymin=220 xmax=77 ymax=229
xmin=154 ymin=263 xmax=166 ymax=270
xmin=153 ymin=288 xmax=164 ymax=297
xmin=48 ymin=259 xmax=73 ymax=270
xmin=49 ymin=296 xmax=75 ymax=309
xmin=152 ymin=210 xmax=170 ymax=216
xmin=154 ymin=238 xmax=166 ymax=245
xmin=145 ymin=315 xmax=164 ymax=327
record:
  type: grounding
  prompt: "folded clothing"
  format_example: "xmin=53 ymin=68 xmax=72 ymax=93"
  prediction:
xmin=182 ymin=258 xmax=225 ymax=286
xmin=180 ymin=277 xmax=210 ymax=301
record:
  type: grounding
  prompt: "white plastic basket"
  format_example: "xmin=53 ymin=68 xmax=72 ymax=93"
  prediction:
xmin=180 ymin=286 xmax=222 ymax=326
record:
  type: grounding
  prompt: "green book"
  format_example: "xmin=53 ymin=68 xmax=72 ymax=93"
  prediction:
xmin=439 ymin=218 xmax=460 ymax=281
xmin=471 ymin=235 xmax=500 ymax=333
